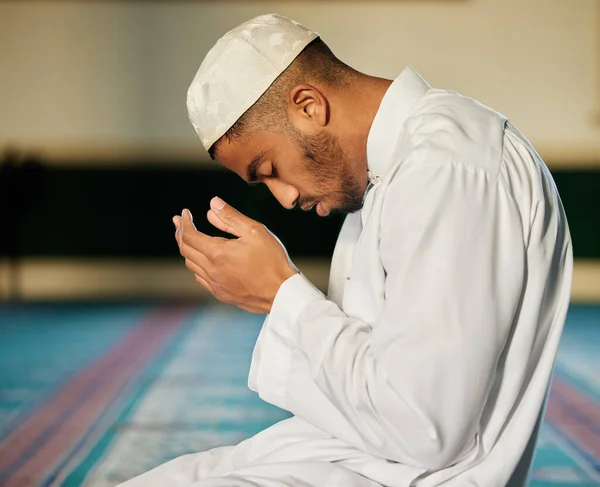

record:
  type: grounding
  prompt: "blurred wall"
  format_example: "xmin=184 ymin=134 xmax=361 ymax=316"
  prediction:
xmin=0 ymin=0 xmax=598 ymax=302
xmin=0 ymin=0 xmax=598 ymax=166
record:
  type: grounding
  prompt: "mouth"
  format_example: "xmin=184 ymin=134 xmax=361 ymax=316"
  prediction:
xmin=301 ymin=202 xmax=317 ymax=212
xmin=300 ymin=199 xmax=330 ymax=217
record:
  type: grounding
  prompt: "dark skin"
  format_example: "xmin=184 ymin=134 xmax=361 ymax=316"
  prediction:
xmin=173 ymin=75 xmax=393 ymax=313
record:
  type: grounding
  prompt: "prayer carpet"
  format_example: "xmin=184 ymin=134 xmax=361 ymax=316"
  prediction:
xmin=0 ymin=303 xmax=598 ymax=487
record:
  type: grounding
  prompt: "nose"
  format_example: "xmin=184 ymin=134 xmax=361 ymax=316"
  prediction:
xmin=265 ymin=180 xmax=299 ymax=210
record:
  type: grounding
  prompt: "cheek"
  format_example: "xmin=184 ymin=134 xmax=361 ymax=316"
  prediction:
xmin=278 ymin=152 xmax=340 ymax=196
xmin=278 ymin=156 xmax=312 ymax=185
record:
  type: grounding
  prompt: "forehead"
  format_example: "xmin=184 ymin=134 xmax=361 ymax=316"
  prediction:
xmin=214 ymin=130 xmax=295 ymax=178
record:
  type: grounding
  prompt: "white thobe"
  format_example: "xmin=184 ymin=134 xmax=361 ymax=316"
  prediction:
xmin=119 ymin=67 xmax=573 ymax=487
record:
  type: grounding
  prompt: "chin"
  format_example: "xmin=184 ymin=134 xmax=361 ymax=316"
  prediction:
xmin=337 ymin=198 xmax=365 ymax=214
xmin=320 ymin=188 xmax=364 ymax=215
xmin=329 ymin=202 xmax=363 ymax=215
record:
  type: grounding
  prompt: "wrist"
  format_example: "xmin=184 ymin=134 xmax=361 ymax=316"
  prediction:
xmin=265 ymin=265 xmax=298 ymax=313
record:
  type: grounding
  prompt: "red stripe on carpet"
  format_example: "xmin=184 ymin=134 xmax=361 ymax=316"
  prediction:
xmin=546 ymin=376 xmax=600 ymax=461
xmin=0 ymin=305 xmax=193 ymax=487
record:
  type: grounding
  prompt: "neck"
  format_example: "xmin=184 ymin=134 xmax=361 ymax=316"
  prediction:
xmin=337 ymin=75 xmax=393 ymax=191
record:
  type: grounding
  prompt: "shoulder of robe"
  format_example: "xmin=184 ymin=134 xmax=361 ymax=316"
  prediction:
xmin=396 ymin=89 xmax=506 ymax=177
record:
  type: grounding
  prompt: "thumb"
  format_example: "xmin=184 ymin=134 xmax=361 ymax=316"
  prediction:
xmin=210 ymin=197 xmax=255 ymax=236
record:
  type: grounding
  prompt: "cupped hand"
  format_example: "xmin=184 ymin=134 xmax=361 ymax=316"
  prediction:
xmin=173 ymin=197 xmax=298 ymax=314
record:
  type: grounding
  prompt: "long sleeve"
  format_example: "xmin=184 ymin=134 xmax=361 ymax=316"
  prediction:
xmin=248 ymin=160 xmax=526 ymax=470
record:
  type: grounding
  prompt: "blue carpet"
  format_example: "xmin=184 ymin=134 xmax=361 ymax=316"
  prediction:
xmin=0 ymin=303 xmax=597 ymax=487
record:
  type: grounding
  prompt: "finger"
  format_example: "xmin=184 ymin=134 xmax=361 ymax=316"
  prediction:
xmin=180 ymin=209 xmax=223 ymax=254
xmin=207 ymin=209 xmax=240 ymax=237
xmin=180 ymin=208 xmax=197 ymax=233
xmin=210 ymin=197 xmax=258 ymax=237
xmin=194 ymin=273 xmax=214 ymax=294
xmin=183 ymin=251 xmax=214 ymax=292
xmin=185 ymin=254 xmax=210 ymax=280
xmin=173 ymin=216 xmax=182 ymax=245
xmin=180 ymin=240 xmax=212 ymax=271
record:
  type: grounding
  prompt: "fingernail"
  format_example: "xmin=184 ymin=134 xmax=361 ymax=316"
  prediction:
xmin=172 ymin=216 xmax=178 ymax=227
xmin=211 ymin=197 xmax=225 ymax=210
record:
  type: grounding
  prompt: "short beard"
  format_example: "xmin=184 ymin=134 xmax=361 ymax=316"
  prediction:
xmin=289 ymin=128 xmax=364 ymax=214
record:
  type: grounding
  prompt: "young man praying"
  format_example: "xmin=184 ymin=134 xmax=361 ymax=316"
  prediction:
xmin=120 ymin=14 xmax=572 ymax=487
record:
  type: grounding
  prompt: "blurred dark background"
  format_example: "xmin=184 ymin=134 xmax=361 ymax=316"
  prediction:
xmin=0 ymin=158 xmax=344 ymax=259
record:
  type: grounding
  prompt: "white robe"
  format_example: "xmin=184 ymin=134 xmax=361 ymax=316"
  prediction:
xmin=119 ymin=67 xmax=573 ymax=487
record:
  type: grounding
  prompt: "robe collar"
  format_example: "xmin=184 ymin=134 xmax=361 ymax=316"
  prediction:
xmin=365 ymin=66 xmax=431 ymax=183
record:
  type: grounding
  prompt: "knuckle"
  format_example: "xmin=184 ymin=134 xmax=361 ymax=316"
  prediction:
xmin=212 ymin=247 xmax=227 ymax=263
xmin=249 ymin=224 xmax=262 ymax=238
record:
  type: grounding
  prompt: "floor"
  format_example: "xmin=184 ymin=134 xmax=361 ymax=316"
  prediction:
xmin=0 ymin=303 xmax=598 ymax=487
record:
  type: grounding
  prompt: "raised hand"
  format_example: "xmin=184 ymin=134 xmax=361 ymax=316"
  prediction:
xmin=173 ymin=197 xmax=297 ymax=314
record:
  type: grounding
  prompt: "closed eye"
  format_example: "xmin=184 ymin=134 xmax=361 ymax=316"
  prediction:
xmin=246 ymin=163 xmax=277 ymax=187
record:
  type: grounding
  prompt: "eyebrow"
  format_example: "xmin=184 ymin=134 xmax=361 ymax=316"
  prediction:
xmin=246 ymin=152 xmax=266 ymax=183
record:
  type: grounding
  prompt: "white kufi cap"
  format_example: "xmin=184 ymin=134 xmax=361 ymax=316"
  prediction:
xmin=187 ymin=14 xmax=319 ymax=151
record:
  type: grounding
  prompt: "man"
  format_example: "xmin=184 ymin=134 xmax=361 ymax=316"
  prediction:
xmin=120 ymin=13 xmax=573 ymax=487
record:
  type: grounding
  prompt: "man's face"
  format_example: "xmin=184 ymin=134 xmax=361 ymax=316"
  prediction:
xmin=214 ymin=128 xmax=365 ymax=217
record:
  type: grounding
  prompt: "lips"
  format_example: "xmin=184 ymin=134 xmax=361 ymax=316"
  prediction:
xmin=300 ymin=201 xmax=329 ymax=216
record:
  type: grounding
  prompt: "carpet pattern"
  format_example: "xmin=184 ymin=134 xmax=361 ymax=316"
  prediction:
xmin=0 ymin=304 xmax=598 ymax=487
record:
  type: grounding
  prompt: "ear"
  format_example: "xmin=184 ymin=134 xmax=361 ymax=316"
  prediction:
xmin=287 ymin=84 xmax=329 ymax=134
